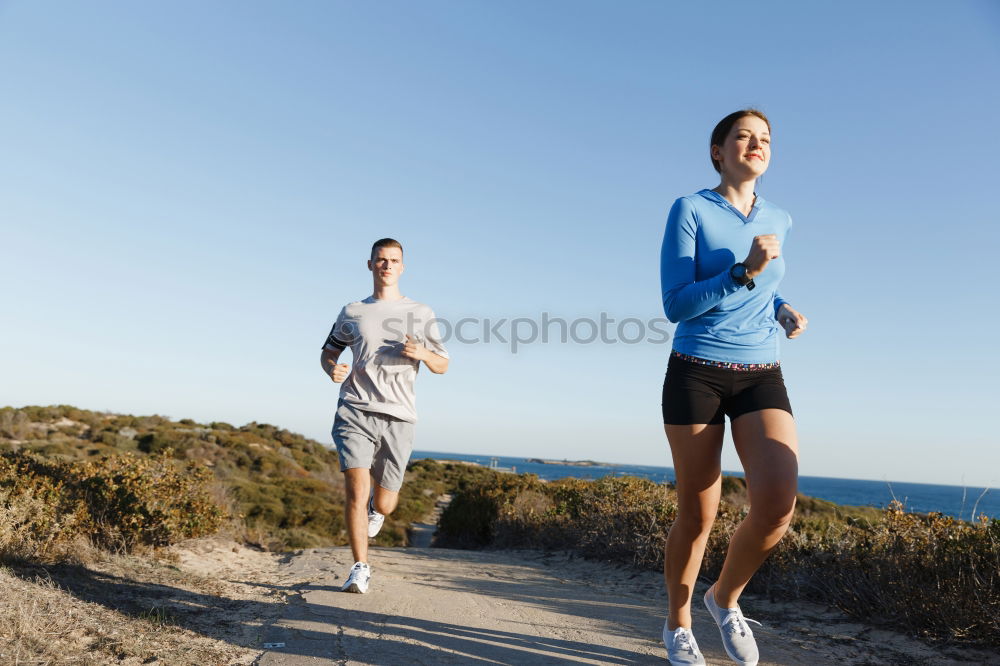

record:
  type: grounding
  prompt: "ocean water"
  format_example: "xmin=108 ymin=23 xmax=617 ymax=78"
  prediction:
xmin=412 ymin=450 xmax=999 ymax=522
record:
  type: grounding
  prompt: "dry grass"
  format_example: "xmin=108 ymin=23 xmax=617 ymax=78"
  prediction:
xmin=0 ymin=410 xmax=287 ymax=663
xmin=0 ymin=485 xmax=96 ymax=566
xmin=0 ymin=541 xmax=283 ymax=665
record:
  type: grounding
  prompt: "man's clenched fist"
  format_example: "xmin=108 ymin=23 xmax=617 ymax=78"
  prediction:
xmin=331 ymin=363 xmax=350 ymax=383
xmin=401 ymin=334 xmax=428 ymax=362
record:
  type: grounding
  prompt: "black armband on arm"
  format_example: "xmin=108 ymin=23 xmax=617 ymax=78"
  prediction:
xmin=321 ymin=323 xmax=350 ymax=351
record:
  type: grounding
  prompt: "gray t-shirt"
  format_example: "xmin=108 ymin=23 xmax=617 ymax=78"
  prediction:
xmin=322 ymin=296 xmax=448 ymax=423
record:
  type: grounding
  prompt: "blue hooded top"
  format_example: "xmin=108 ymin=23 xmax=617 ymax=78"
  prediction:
xmin=660 ymin=189 xmax=792 ymax=364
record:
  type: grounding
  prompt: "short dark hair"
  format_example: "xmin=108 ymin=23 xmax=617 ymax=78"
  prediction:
xmin=710 ymin=109 xmax=771 ymax=173
xmin=370 ymin=238 xmax=403 ymax=259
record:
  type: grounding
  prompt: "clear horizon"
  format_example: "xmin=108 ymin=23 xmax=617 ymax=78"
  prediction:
xmin=3 ymin=2 xmax=999 ymax=488
xmin=410 ymin=447 xmax=998 ymax=492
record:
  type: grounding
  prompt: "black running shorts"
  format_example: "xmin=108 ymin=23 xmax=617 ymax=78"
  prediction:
xmin=661 ymin=352 xmax=793 ymax=425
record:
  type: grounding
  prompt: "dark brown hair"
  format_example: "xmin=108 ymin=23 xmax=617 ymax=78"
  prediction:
xmin=370 ymin=238 xmax=403 ymax=259
xmin=710 ymin=109 xmax=771 ymax=173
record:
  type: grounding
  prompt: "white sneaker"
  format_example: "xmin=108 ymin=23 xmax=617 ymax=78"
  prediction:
xmin=703 ymin=584 xmax=761 ymax=666
xmin=341 ymin=561 xmax=371 ymax=593
xmin=367 ymin=496 xmax=385 ymax=538
xmin=663 ymin=622 xmax=706 ymax=665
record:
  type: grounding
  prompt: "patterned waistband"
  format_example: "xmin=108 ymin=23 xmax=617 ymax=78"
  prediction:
xmin=671 ymin=350 xmax=780 ymax=372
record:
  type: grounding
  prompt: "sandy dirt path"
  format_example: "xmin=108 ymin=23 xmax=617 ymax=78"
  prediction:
xmin=253 ymin=546 xmax=987 ymax=665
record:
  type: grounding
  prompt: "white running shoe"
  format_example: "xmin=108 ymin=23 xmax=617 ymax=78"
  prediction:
xmin=663 ymin=622 xmax=706 ymax=665
xmin=341 ymin=561 xmax=371 ymax=594
xmin=703 ymin=584 xmax=761 ymax=666
xmin=367 ymin=496 xmax=385 ymax=538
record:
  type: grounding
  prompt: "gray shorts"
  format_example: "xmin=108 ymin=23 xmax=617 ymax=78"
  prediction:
xmin=331 ymin=401 xmax=414 ymax=492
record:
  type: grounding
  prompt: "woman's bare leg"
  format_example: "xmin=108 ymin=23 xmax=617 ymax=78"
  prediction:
xmin=712 ymin=408 xmax=798 ymax=608
xmin=664 ymin=422 xmax=726 ymax=630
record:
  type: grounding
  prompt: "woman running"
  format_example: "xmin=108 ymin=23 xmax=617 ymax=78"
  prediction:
xmin=659 ymin=109 xmax=808 ymax=666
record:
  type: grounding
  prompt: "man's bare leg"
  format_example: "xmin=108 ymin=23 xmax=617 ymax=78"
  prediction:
xmin=344 ymin=468 xmax=372 ymax=563
xmin=371 ymin=484 xmax=400 ymax=515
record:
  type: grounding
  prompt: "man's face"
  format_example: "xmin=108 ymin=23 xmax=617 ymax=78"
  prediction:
xmin=368 ymin=246 xmax=404 ymax=286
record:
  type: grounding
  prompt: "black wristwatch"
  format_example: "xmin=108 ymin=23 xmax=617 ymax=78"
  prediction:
xmin=730 ymin=263 xmax=756 ymax=290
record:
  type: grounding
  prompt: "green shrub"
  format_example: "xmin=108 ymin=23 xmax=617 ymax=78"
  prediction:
xmin=0 ymin=450 xmax=226 ymax=559
xmin=764 ymin=502 xmax=1000 ymax=644
xmin=137 ymin=433 xmax=170 ymax=455
xmin=436 ymin=470 xmax=545 ymax=548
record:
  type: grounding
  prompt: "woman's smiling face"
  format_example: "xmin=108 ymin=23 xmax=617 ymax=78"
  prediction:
xmin=712 ymin=114 xmax=771 ymax=180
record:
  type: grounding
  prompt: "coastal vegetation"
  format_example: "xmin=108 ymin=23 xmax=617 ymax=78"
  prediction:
xmin=2 ymin=405 xmax=997 ymax=653
xmin=435 ymin=464 xmax=1000 ymax=647
xmin=0 ymin=405 xmax=462 ymax=663
xmin=0 ymin=405 xmax=444 ymax=558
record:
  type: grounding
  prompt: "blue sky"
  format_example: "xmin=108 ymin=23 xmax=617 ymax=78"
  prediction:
xmin=2 ymin=1 xmax=998 ymax=487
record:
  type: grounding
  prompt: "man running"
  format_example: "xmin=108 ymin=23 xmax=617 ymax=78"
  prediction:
xmin=320 ymin=238 xmax=449 ymax=593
